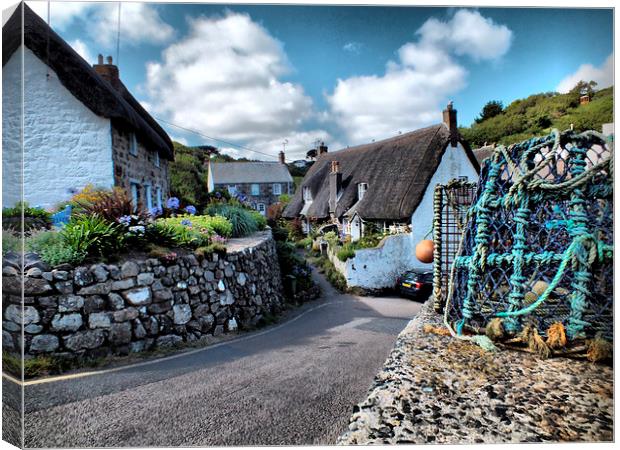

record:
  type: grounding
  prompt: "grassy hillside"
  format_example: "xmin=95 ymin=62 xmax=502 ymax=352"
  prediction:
xmin=460 ymin=86 xmax=613 ymax=147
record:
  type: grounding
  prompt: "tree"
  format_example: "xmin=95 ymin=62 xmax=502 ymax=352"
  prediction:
xmin=475 ymin=100 xmax=504 ymax=124
xmin=569 ymin=80 xmax=598 ymax=96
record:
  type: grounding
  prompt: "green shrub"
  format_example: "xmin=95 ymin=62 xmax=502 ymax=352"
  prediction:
xmin=318 ymin=256 xmax=347 ymax=292
xmin=249 ymin=211 xmax=267 ymax=231
xmin=154 ymin=214 xmax=232 ymax=248
xmin=336 ymin=244 xmax=356 ymax=262
xmin=2 ymin=230 xmax=21 ymax=254
xmin=295 ymin=237 xmax=313 ymax=249
xmin=73 ymin=187 xmax=149 ymax=222
xmin=194 ymin=242 xmax=227 ymax=258
xmin=61 ymin=214 xmax=124 ymax=258
xmin=2 ymin=201 xmax=52 ymax=231
xmin=204 ymin=204 xmax=259 ymax=237
xmin=323 ymin=231 xmax=339 ymax=247
xmin=26 ymin=230 xmax=87 ymax=266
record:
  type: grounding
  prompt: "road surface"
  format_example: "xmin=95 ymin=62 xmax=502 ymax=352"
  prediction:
xmin=18 ymin=269 xmax=422 ymax=447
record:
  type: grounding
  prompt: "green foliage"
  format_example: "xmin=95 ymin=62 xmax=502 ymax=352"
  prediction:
xmin=3 ymin=351 xmax=103 ymax=379
xmin=461 ymin=85 xmax=613 ymax=147
xmin=278 ymin=193 xmax=291 ymax=204
xmin=316 ymin=256 xmax=347 ymax=292
xmin=61 ymin=214 xmax=124 ymax=258
xmin=170 ymin=143 xmax=211 ymax=208
xmin=204 ymin=204 xmax=260 ymax=237
xmin=154 ymin=214 xmax=232 ymax=248
xmin=475 ymin=100 xmax=504 ymax=124
xmin=323 ymin=231 xmax=339 ymax=247
xmin=74 ymin=187 xmax=147 ymax=222
xmin=194 ymin=242 xmax=227 ymax=258
xmin=354 ymin=233 xmax=383 ymax=250
xmin=2 ymin=201 xmax=52 ymax=231
xmin=295 ymin=237 xmax=313 ymax=249
xmin=2 ymin=230 xmax=21 ymax=254
xmin=336 ymin=243 xmax=356 ymax=262
xmin=26 ymin=231 xmax=87 ymax=266
xmin=249 ymin=210 xmax=267 ymax=230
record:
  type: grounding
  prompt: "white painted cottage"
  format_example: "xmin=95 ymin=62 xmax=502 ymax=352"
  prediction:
xmin=283 ymin=103 xmax=480 ymax=289
xmin=2 ymin=4 xmax=174 ymax=210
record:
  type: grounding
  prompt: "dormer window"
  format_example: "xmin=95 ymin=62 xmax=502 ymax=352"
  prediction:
xmin=129 ymin=133 xmax=138 ymax=156
xmin=358 ymin=182 xmax=368 ymax=200
xmin=303 ymin=187 xmax=312 ymax=202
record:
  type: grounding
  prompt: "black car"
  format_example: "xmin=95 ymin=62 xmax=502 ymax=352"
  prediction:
xmin=397 ymin=269 xmax=433 ymax=300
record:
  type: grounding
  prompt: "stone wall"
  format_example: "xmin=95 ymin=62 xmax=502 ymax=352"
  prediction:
xmin=112 ymin=124 xmax=170 ymax=209
xmin=2 ymin=231 xmax=283 ymax=359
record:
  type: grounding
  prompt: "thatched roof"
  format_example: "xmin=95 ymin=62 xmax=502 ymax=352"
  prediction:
xmin=473 ymin=145 xmax=496 ymax=166
xmin=283 ymin=124 xmax=479 ymax=221
xmin=2 ymin=3 xmax=173 ymax=160
xmin=210 ymin=162 xmax=293 ymax=184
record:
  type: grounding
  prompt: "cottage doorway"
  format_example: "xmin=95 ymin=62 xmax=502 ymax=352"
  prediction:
xmin=350 ymin=215 xmax=362 ymax=241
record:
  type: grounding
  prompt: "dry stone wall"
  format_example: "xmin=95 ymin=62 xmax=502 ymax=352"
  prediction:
xmin=2 ymin=231 xmax=283 ymax=359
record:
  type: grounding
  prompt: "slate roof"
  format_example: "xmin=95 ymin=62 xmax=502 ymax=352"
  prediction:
xmin=3 ymin=3 xmax=174 ymax=160
xmin=282 ymin=124 xmax=479 ymax=221
xmin=210 ymin=162 xmax=294 ymax=185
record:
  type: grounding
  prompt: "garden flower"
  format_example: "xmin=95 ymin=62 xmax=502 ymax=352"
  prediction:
xmin=212 ymin=234 xmax=227 ymax=244
xmin=128 ymin=225 xmax=145 ymax=235
xmin=119 ymin=215 xmax=132 ymax=226
xmin=166 ymin=197 xmax=180 ymax=210
xmin=181 ymin=219 xmax=192 ymax=227
xmin=185 ymin=205 xmax=197 ymax=215
xmin=215 ymin=191 xmax=222 ymax=199
xmin=149 ymin=206 xmax=163 ymax=217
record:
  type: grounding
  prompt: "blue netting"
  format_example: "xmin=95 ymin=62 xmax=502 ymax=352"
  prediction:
xmin=446 ymin=129 xmax=613 ymax=342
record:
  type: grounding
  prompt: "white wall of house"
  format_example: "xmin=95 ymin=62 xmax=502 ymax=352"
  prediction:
xmin=2 ymin=47 xmax=113 ymax=209
xmin=330 ymin=142 xmax=478 ymax=290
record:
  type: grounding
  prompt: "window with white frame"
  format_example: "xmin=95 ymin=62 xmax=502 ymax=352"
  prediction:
xmin=272 ymin=183 xmax=282 ymax=195
xmin=257 ymin=203 xmax=266 ymax=215
xmin=129 ymin=133 xmax=138 ymax=156
xmin=156 ymin=187 xmax=163 ymax=208
xmin=130 ymin=182 xmax=140 ymax=210
xmin=227 ymin=185 xmax=237 ymax=196
xmin=303 ymin=187 xmax=312 ymax=202
xmin=251 ymin=184 xmax=260 ymax=195
xmin=145 ymin=185 xmax=153 ymax=210
xmin=358 ymin=182 xmax=368 ymax=200
xmin=154 ymin=151 xmax=160 ymax=168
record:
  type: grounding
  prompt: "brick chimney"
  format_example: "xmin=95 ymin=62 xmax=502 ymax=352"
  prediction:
xmin=93 ymin=54 xmax=121 ymax=90
xmin=442 ymin=101 xmax=458 ymax=147
xmin=329 ymin=160 xmax=342 ymax=214
xmin=318 ymin=142 xmax=328 ymax=156
xmin=278 ymin=150 xmax=286 ymax=164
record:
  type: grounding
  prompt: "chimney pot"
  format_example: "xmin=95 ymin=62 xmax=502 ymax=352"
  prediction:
xmin=94 ymin=55 xmax=120 ymax=90
xmin=97 ymin=54 xmax=103 ymax=64
xmin=319 ymin=142 xmax=328 ymax=155
xmin=442 ymin=102 xmax=458 ymax=147
xmin=329 ymin=160 xmax=342 ymax=214
xmin=278 ymin=150 xmax=285 ymax=164
xmin=106 ymin=55 xmax=113 ymax=64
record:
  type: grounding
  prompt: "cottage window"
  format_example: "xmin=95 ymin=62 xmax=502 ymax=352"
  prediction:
xmin=358 ymin=182 xmax=368 ymax=200
xmin=156 ymin=187 xmax=163 ymax=208
xmin=154 ymin=151 xmax=160 ymax=168
xmin=257 ymin=203 xmax=266 ymax=215
xmin=303 ymin=187 xmax=312 ymax=202
xmin=130 ymin=182 xmax=140 ymax=211
xmin=251 ymin=184 xmax=260 ymax=195
xmin=227 ymin=185 xmax=237 ymax=196
xmin=272 ymin=183 xmax=282 ymax=195
xmin=145 ymin=185 xmax=153 ymax=210
xmin=129 ymin=133 xmax=138 ymax=156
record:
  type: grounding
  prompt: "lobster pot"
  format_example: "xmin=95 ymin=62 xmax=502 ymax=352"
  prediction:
xmin=446 ymin=130 xmax=613 ymax=341
xmin=432 ymin=179 xmax=478 ymax=312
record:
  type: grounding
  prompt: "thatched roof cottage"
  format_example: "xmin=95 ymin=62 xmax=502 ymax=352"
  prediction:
xmin=283 ymin=104 xmax=480 ymax=287
xmin=2 ymin=3 xmax=174 ymax=210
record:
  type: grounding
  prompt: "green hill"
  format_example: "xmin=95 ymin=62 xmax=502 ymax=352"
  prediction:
xmin=459 ymin=85 xmax=613 ymax=148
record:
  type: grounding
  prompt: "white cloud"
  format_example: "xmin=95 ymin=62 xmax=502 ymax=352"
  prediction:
xmin=326 ymin=9 xmax=513 ymax=144
xmin=556 ymin=53 xmax=614 ymax=94
xmin=343 ymin=42 xmax=363 ymax=54
xmin=68 ymin=38 xmax=93 ymax=64
xmin=27 ymin=2 xmax=173 ymax=48
xmin=145 ymin=12 xmax=328 ymax=161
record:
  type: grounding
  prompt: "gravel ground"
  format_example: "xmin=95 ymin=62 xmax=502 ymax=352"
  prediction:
xmin=338 ymin=299 xmax=614 ymax=444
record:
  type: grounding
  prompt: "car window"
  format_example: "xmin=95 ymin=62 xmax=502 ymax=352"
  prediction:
xmin=420 ymin=273 xmax=434 ymax=282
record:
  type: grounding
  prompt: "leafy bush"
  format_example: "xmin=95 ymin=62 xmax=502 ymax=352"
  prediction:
xmin=249 ymin=211 xmax=267 ymax=230
xmin=336 ymin=244 xmax=356 ymax=262
xmin=26 ymin=231 xmax=86 ymax=266
xmin=74 ymin=187 xmax=148 ymax=222
xmin=154 ymin=214 xmax=232 ymax=248
xmin=2 ymin=230 xmax=21 ymax=254
xmin=295 ymin=237 xmax=313 ymax=249
xmin=204 ymin=204 xmax=259 ymax=237
xmin=61 ymin=214 xmax=124 ymax=258
xmin=194 ymin=242 xmax=227 ymax=258
xmin=2 ymin=201 xmax=52 ymax=231
xmin=317 ymin=256 xmax=347 ymax=292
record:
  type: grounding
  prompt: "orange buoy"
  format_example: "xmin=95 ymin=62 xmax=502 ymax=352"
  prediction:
xmin=415 ymin=239 xmax=435 ymax=263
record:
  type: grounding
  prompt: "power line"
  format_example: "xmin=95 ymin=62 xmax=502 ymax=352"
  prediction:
xmin=154 ymin=116 xmax=293 ymax=162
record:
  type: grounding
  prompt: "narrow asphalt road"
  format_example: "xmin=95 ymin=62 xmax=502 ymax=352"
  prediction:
xmin=19 ymin=268 xmax=422 ymax=447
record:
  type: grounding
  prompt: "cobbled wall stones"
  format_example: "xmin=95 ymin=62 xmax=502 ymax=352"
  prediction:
xmin=2 ymin=231 xmax=284 ymax=359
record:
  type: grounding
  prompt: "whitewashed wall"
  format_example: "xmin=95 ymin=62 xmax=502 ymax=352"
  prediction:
xmin=331 ymin=142 xmax=478 ymax=290
xmin=2 ymin=47 xmax=113 ymax=209
xmin=2 ymin=45 xmax=22 ymax=208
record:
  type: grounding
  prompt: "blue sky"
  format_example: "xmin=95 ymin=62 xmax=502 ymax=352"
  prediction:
xmin=27 ymin=2 xmax=613 ymax=160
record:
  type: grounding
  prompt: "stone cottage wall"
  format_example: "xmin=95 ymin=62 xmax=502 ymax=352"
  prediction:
xmin=2 ymin=231 xmax=283 ymax=359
